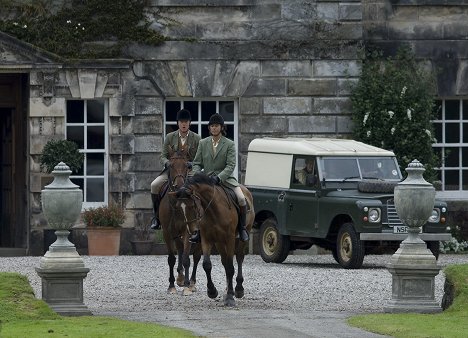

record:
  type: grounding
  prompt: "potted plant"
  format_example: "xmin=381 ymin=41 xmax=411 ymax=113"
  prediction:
xmin=83 ymin=204 xmax=125 ymax=256
xmin=130 ymin=215 xmax=154 ymax=255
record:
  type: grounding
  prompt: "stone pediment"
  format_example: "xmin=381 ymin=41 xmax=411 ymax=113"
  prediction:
xmin=0 ymin=31 xmax=61 ymax=66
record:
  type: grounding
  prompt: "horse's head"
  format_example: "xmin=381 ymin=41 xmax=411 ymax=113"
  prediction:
xmin=167 ymin=148 xmax=192 ymax=190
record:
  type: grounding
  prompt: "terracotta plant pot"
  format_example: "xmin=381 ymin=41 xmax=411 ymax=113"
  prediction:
xmin=86 ymin=227 xmax=121 ymax=256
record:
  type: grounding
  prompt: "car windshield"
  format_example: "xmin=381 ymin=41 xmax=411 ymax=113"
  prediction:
xmin=320 ymin=157 xmax=401 ymax=181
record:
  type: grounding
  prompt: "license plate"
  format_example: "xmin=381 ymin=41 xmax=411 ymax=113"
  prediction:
xmin=393 ymin=226 xmax=422 ymax=233
xmin=393 ymin=226 xmax=409 ymax=233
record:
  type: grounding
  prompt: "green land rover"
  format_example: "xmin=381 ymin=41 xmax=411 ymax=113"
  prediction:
xmin=245 ymin=137 xmax=451 ymax=269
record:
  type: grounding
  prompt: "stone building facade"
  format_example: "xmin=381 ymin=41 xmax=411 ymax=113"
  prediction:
xmin=0 ymin=0 xmax=467 ymax=255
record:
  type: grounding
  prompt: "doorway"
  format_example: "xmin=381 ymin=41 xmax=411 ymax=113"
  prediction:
xmin=0 ymin=74 xmax=28 ymax=250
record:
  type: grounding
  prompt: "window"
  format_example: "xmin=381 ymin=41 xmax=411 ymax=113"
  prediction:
xmin=164 ymin=100 xmax=238 ymax=175
xmin=433 ymin=99 xmax=468 ymax=199
xmin=66 ymin=100 xmax=108 ymax=208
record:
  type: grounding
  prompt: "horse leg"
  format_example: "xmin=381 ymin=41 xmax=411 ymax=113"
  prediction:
xmin=220 ymin=252 xmax=236 ymax=307
xmin=202 ymin=249 xmax=218 ymax=299
xmin=182 ymin=242 xmax=193 ymax=296
xmin=167 ymin=250 xmax=177 ymax=294
xmin=189 ymin=246 xmax=201 ymax=292
xmin=176 ymin=241 xmax=184 ymax=287
xmin=235 ymin=242 xmax=246 ymax=298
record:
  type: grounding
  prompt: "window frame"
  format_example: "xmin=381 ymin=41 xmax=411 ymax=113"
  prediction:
xmin=65 ymin=99 xmax=109 ymax=209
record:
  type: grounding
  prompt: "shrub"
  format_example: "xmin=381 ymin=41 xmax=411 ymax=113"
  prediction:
xmin=39 ymin=139 xmax=84 ymax=174
xmin=350 ymin=46 xmax=439 ymax=182
xmin=82 ymin=205 xmax=126 ymax=228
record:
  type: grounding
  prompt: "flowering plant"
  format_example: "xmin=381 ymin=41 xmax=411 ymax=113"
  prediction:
xmin=83 ymin=204 xmax=125 ymax=228
xmin=350 ymin=46 xmax=439 ymax=181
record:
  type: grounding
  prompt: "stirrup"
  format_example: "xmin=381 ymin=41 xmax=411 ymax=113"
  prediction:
xmin=239 ymin=229 xmax=249 ymax=242
xmin=189 ymin=231 xmax=200 ymax=243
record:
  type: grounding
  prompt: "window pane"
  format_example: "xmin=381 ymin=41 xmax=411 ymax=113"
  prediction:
xmin=201 ymin=101 xmax=216 ymax=121
xmin=463 ymin=170 xmax=468 ymax=190
xmin=87 ymin=100 xmax=104 ymax=123
xmin=433 ymin=147 xmax=442 ymax=167
xmin=463 ymin=148 xmax=468 ymax=167
xmin=183 ymin=101 xmax=198 ymax=120
xmin=166 ymin=123 xmax=177 ymax=135
xmin=87 ymin=178 xmax=104 ymax=202
xmin=219 ymin=101 xmax=234 ymax=121
xmin=434 ymin=122 xmax=442 ymax=143
xmin=445 ymin=170 xmax=459 ymax=190
xmin=445 ymin=147 xmax=459 ymax=167
xmin=67 ymin=100 xmax=84 ymax=123
xmin=87 ymin=126 xmax=105 ymax=149
xmin=463 ymin=100 xmax=468 ymax=120
xmin=87 ymin=153 xmax=104 ymax=175
xmin=445 ymin=123 xmax=460 ymax=143
xmin=463 ymin=123 xmax=468 ymax=143
xmin=67 ymin=126 xmax=84 ymax=149
xmin=166 ymin=101 xmax=181 ymax=121
xmin=445 ymin=100 xmax=460 ymax=120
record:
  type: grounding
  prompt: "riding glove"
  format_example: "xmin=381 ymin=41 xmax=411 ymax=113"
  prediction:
xmin=210 ymin=175 xmax=221 ymax=185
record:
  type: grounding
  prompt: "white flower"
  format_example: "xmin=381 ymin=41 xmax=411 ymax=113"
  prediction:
xmin=388 ymin=111 xmax=394 ymax=118
xmin=391 ymin=127 xmax=395 ymax=135
xmin=407 ymin=108 xmax=412 ymax=120
xmin=13 ymin=22 xmax=18 ymax=26
xmin=400 ymin=86 xmax=407 ymax=97
xmin=366 ymin=130 xmax=371 ymax=137
xmin=67 ymin=20 xmax=71 ymax=24
xmin=425 ymin=129 xmax=431 ymax=137
xmin=363 ymin=112 xmax=370 ymax=125
xmin=23 ymin=25 xmax=27 ymax=28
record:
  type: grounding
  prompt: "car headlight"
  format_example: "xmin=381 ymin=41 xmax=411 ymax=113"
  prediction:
xmin=428 ymin=209 xmax=440 ymax=223
xmin=368 ymin=208 xmax=381 ymax=223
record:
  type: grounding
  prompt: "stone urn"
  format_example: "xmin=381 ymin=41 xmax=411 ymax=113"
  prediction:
xmin=385 ymin=159 xmax=441 ymax=313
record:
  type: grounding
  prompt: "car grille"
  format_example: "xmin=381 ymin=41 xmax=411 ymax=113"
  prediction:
xmin=384 ymin=199 xmax=403 ymax=227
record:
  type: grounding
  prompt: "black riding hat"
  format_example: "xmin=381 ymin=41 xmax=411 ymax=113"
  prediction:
xmin=176 ymin=109 xmax=191 ymax=121
xmin=208 ymin=113 xmax=224 ymax=126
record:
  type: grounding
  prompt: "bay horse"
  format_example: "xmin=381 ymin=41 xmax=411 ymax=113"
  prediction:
xmin=172 ymin=172 xmax=255 ymax=306
xmin=158 ymin=148 xmax=201 ymax=295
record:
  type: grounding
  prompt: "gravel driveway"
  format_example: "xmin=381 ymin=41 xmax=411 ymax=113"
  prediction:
xmin=1 ymin=253 xmax=467 ymax=337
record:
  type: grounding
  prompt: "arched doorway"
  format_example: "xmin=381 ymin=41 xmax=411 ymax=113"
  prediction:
xmin=0 ymin=74 xmax=28 ymax=255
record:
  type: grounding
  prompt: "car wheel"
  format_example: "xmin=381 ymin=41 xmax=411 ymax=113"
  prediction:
xmin=331 ymin=248 xmax=339 ymax=264
xmin=427 ymin=241 xmax=440 ymax=260
xmin=259 ymin=218 xmax=290 ymax=263
xmin=336 ymin=223 xmax=365 ymax=269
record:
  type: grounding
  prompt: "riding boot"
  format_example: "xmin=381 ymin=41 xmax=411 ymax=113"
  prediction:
xmin=189 ymin=230 xmax=200 ymax=243
xmin=238 ymin=205 xmax=249 ymax=242
xmin=149 ymin=194 xmax=161 ymax=230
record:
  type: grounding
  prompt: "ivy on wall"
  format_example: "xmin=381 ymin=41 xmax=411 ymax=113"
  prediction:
xmin=0 ymin=0 xmax=166 ymax=58
xmin=350 ymin=46 xmax=439 ymax=181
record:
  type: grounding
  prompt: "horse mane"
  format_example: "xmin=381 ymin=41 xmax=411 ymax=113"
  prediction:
xmin=187 ymin=172 xmax=214 ymax=186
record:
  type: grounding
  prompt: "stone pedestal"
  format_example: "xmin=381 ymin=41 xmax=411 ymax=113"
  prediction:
xmin=36 ymin=230 xmax=92 ymax=316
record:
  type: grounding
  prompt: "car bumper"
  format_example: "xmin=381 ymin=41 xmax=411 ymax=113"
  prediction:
xmin=360 ymin=233 xmax=452 ymax=241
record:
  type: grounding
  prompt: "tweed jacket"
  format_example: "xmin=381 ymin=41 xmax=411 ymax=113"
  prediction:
xmin=192 ymin=135 xmax=239 ymax=187
xmin=160 ymin=130 xmax=201 ymax=168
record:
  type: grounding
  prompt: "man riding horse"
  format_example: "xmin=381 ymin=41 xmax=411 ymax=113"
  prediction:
xmin=149 ymin=108 xmax=201 ymax=230
xmin=188 ymin=113 xmax=249 ymax=243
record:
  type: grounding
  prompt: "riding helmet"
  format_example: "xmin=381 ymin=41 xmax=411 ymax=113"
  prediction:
xmin=208 ymin=113 xmax=224 ymax=126
xmin=176 ymin=109 xmax=191 ymax=121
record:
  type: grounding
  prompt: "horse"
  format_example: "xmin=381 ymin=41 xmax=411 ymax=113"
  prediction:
xmin=158 ymin=148 xmax=202 ymax=295
xmin=172 ymin=172 xmax=255 ymax=306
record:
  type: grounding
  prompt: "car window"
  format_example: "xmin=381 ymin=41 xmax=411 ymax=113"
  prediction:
xmin=322 ymin=158 xmax=359 ymax=180
xmin=358 ymin=157 xmax=401 ymax=180
xmin=292 ymin=157 xmax=318 ymax=188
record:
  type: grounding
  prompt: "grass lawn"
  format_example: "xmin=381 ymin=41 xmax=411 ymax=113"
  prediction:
xmin=348 ymin=264 xmax=468 ymax=338
xmin=0 ymin=272 xmax=195 ymax=338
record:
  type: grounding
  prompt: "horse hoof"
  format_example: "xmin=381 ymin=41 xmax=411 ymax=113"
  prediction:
xmin=183 ymin=287 xmax=192 ymax=296
xmin=207 ymin=289 xmax=218 ymax=299
xmin=176 ymin=276 xmax=184 ymax=287
xmin=223 ymin=294 xmax=236 ymax=307
xmin=235 ymin=290 xmax=244 ymax=299
xmin=167 ymin=287 xmax=177 ymax=295
xmin=189 ymin=285 xmax=197 ymax=292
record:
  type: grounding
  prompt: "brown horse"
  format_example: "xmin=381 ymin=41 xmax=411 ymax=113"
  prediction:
xmin=158 ymin=148 xmax=201 ymax=295
xmin=172 ymin=172 xmax=254 ymax=306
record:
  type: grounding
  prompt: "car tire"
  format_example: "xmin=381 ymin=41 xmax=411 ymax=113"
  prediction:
xmin=259 ymin=218 xmax=290 ymax=263
xmin=427 ymin=241 xmax=440 ymax=260
xmin=357 ymin=180 xmax=398 ymax=193
xmin=336 ymin=223 xmax=365 ymax=269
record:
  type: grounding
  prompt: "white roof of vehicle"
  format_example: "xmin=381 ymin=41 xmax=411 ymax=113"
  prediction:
xmin=248 ymin=137 xmax=395 ymax=157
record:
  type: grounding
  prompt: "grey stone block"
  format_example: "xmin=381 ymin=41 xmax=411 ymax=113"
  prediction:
xmin=288 ymin=116 xmax=337 ymax=133
xmin=134 ymin=97 xmax=162 ymax=116
xmin=337 ymin=78 xmax=358 ymax=95
xmin=109 ymin=135 xmax=135 ymax=155
xmin=388 ymin=21 xmax=444 ymax=40
xmin=123 ymin=154 xmax=160 ymax=172
xmin=212 ymin=61 xmax=238 ymax=96
xmin=135 ymin=135 xmax=160 ymax=153
xmin=239 ymin=97 xmax=261 ymax=115
xmin=317 ymin=3 xmax=339 ymax=21
xmin=339 ymin=3 xmax=362 ymax=21
xmin=109 ymin=172 xmax=136 ymax=193
xmin=244 ymin=78 xmax=286 ymax=96
xmin=288 ymin=79 xmax=337 ymax=96
xmin=314 ymin=60 xmax=361 ymax=77
xmin=134 ymin=172 xmax=158 ymax=191
xmin=264 ymin=97 xmax=312 ymax=115
xmin=143 ymin=62 xmax=177 ymax=97
xmin=133 ymin=116 xmax=161 ymax=134
xmin=168 ymin=61 xmax=192 ymax=96
xmin=337 ymin=115 xmax=353 ymax=133
xmin=226 ymin=61 xmax=260 ymax=97
xmin=109 ymin=96 xmax=135 ymax=117
xmin=262 ymin=61 xmax=312 ymax=77
xmin=125 ymin=192 xmax=152 ymax=210
xmin=314 ymin=97 xmax=352 ymax=115
xmin=188 ymin=60 xmax=216 ymax=97
xmin=241 ymin=116 xmax=287 ymax=134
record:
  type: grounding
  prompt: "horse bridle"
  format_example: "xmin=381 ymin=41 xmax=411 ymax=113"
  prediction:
xmin=167 ymin=159 xmax=191 ymax=192
xmin=180 ymin=184 xmax=216 ymax=236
